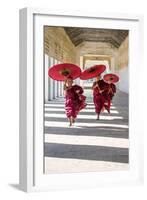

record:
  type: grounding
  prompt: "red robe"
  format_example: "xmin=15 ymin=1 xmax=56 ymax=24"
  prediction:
xmin=102 ymin=83 xmax=116 ymax=113
xmin=64 ymin=85 xmax=87 ymax=118
xmin=93 ymin=80 xmax=107 ymax=115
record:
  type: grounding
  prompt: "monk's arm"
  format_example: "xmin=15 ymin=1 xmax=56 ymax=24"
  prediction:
xmin=63 ymin=80 xmax=67 ymax=95
xmin=92 ymin=82 xmax=97 ymax=90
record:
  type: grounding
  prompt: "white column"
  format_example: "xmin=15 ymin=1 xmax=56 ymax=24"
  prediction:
xmin=54 ymin=79 xmax=57 ymax=99
xmin=57 ymin=81 xmax=59 ymax=97
xmin=59 ymin=82 xmax=61 ymax=97
xmin=54 ymin=59 xmax=58 ymax=99
xmin=80 ymin=56 xmax=84 ymax=88
xmin=51 ymin=58 xmax=55 ymax=99
xmin=44 ymin=54 xmax=49 ymax=103
xmin=57 ymin=61 xmax=61 ymax=97
xmin=57 ymin=81 xmax=60 ymax=97
xmin=61 ymin=82 xmax=64 ymax=97
xmin=56 ymin=60 xmax=59 ymax=98
xmin=59 ymin=81 xmax=62 ymax=97
xmin=49 ymin=57 xmax=54 ymax=100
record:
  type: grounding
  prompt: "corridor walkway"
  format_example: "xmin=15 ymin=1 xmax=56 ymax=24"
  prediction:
xmin=44 ymin=90 xmax=129 ymax=173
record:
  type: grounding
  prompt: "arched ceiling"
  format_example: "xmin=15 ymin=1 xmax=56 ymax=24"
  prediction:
xmin=64 ymin=27 xmax=128 ymax=48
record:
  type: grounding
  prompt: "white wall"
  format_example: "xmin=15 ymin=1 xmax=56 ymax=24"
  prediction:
xmin=118 ymin=66 xmax=129 ymax=93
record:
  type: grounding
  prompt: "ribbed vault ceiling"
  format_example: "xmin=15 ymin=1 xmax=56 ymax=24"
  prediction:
xmin=64 ymin=27 xmax=128 ymax=48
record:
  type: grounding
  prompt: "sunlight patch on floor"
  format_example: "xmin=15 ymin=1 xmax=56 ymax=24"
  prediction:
xmin=45 ymin=121 xmax=128 ymax=129
xmin=45 ymin=157 xmax=129 ymax=173
xmin=45 ymin=134 xmax=129 ymax=148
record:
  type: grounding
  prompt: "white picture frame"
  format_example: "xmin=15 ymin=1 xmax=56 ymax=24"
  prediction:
xmin=19 ymin=7 xmax=144 ymax=192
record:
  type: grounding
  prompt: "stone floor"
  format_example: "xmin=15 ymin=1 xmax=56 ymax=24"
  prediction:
xmin=44 ymin=89 xmax=129 ymax=173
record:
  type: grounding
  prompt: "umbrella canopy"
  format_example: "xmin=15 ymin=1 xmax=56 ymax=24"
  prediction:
xmin=80 ymin=65 xmax=106 ymax=80
xmin=48 ymin=63 xmax=81 ymax=81
xmin=103 ymin=73 xmax=119 ymax=83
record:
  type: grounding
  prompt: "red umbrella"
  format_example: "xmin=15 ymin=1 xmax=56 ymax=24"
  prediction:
xmin=48 ymin=63 xmax=81 ymax=81
xmin=80 ymin=65 xmax=106 ymax=80
xmin=103 ymin=73 xmax=119 ymax=83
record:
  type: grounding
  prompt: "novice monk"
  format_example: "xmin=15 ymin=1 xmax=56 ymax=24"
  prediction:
xmin=92 ymin=75 xmax=107 ymax=120
xmin=103 ymin=80 xmax=116 ymax=113
xmin=64 ymin=76 xmax=87 ymax=126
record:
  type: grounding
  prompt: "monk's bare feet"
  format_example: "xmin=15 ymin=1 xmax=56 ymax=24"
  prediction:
xmin=69 ymin=117 xmax=73 ymax=126
xmin=96 ymin=114 xmax=100 ymax=120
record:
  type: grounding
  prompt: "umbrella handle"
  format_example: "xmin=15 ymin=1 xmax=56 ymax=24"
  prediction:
xmin=97 ymin=83 xmax=103 ymax=94
xmin=63 ymin=83 xmax=67 ymax=90
xmin=93 ymin=82 xmax=103 ymax=94
xmin=108 ymin=86 xmax=114 ymax=94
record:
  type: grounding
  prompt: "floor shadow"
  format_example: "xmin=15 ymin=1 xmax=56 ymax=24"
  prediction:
xmin=44 ymin=126 xmax=129 ymax=139
xmin=44 ymin=116 xmax=128 ymax=125
xmin=44 ymin=142 xmax=129 ymax=163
